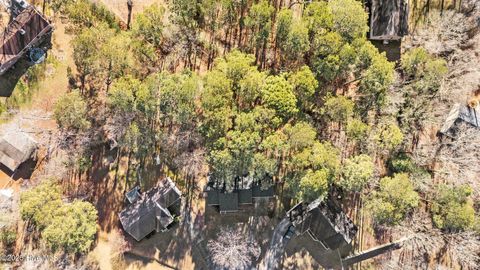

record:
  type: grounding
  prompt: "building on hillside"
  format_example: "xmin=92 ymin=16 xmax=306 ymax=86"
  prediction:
xmin=439 ymin=103 xmax=480 ymax=138
xmin=368 ymin=0 xmax=409 ymax=41
xmin=119 ymin=177 xmax=182 ymax=241
xmin=286 ymin=199 xmax=357 ymax=268
xmin=285 ymin=198 xmax=409 ymax=269
xmin=205 ymin=176 xmax=275 ymax=213
xmin=0 ymin=131 xmax=37 ymax=172
xmin=0 ymin=4 xmax=53 ymax=76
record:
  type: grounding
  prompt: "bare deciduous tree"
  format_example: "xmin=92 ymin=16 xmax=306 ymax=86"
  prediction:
xmin=436 ymin=123 xmax=480 ymax=200
xmin=377 ymin=211 xmax=479 ymax=270
xmin=207 ymin=227 xmax=261 ymax=270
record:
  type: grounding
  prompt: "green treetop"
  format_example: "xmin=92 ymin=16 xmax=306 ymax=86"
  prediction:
xmin=20 ymin=180 xmax=63 ymax=228
xmin=54 ymin=91 xmax=90 ymax=132
xmin=133 ymin=4 xmax=165 ymax=49
xmin=431 ymin=184 xmax=476 ymax=232
xmin=368 ymin=173 xmax=420 ymax=225
xmin=261 ymin=76 xmax=298 ymax=119
xmin=340 ymin=154 xmax=375 ymax=192
xmin=323 ymin=94 xmax=354 ymax=124
xmin=373 ymin=121 xmax=404 ymax=152
xmin=298 ymin=169 xmax=330 ymax=202
xmin=42 ymin=201 xmax=98 ymax=254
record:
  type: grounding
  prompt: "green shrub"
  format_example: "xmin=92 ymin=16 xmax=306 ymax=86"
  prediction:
xmin=346 ymin=118 xmax=369 ymax=141
xmin=431 ymin=184 xmax=476 ymax=232
xmin=0 ymin=227 xmax=17 ymax=247
xmin=388 ymin=153 xmax=416 ymax=173
xmin=367 ymin=173 xmax=419 ymax=225
xmin=339 ymin=154 xmax=374 ymax=192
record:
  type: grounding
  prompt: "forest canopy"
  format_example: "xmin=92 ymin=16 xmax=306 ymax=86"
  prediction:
xmin=12 ymin=0 xmax=476 ymax=267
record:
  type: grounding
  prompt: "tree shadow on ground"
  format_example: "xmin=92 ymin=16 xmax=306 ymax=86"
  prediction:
xmin=0 ymin=38 xmax=52 ymax=97
xmin=89 ymin=145 xmax=124 ymax=233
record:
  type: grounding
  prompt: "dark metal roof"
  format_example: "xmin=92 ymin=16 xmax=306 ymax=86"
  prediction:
xmin=218 ymin=192 xmax=238 ymax=213
xmin=238 ymin=189 xmax=252 ymax=204
xmin=252 ymin=184 xmax=274 ymax=198
xmin=205 ymin=183 xmax=275 ymax=213
xmin=369 ymin=0 xmax=409 ymax=40
xmin=206 ymin=189 xmax=220 ymax=205
xmin=0 ymin=6 xmax=51 ymax=66
xmin=289 ymin=199 xmax=357 ymax=258
xmin=310 ymin=199 xmax=357 ymax=247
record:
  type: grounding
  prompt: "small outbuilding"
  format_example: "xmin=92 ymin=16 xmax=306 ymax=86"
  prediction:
xmin=119 ymin=177 xmax=182 ymax=241
xmin=368 ymin=0 xmax=409 ymax=40
xmin=0 ymin=131 xmax=37 ymax=172
xmin=439 ymin=103 xmax=480 ymax=138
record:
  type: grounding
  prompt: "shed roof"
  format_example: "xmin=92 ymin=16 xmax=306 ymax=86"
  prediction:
xmin=0 ymin=132 xmax=37 ymax=172
xmin=252 ymin=184 xmax=274 ymax=198
xmin=0 ymin=6 xmax=51 ymax=66
xmin=370 ymin=0 xmax=409 ymax=40
xmin=119 ymin=177 xmax=181 ymax=241
xmin=440 ymin=104 xmax=480 ymax=137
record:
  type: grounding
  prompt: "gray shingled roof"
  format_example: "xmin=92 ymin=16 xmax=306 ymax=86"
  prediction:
xmin=290 ymin=199 xmax=357 ymax=257
xmin=440 ymin=104 xmax=480 ymax=137
xmin=0 ymin=132 xmax=37 ymax=172
xmin=119 ymin=177 xmax=181 ymax=241
xmin=309 ymin=199 xmax=357 ymax=250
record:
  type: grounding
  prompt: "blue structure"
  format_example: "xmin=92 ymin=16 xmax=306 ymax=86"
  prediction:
xmin=28 ymin=47 xmax=46 ymax=64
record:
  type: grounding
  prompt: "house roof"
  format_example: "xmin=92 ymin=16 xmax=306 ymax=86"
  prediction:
xmin=440 ymin=103 xmax=480 ymax=136
xmin=0 ymin=132 xmax=37 ymax=172
xmin=119 ymin=177 xmax=181 ymax=241
xmin=290 ymin=199 xmax=357 ymax=254
xmin=370 ymin=0 xmax=409 ymax=40
xmin=308 ymin=199 xmax=357 ymax=249
xmin=219 ymin=192 xmax=238 ymax=213
xmin=252 ymin=184 xmax=274 ymax=198
xmin=0 ymin=6 xmax=51 ymax=66
xmin=205 ymin=182 xmax=275 ymax=212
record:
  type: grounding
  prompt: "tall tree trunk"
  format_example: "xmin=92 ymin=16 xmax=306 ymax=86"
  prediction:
xmin=124 ymin=151 xmax=133 ymax=191
xmin=224 ymin=28 xmax=230 ymax=54
xmin=262 ymin=39 xmax=267 ymax=69
xmin=238 ymin=2 xmax=246 ymax=48
xmin=127 ymin=0 xmax=133 ymax=30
